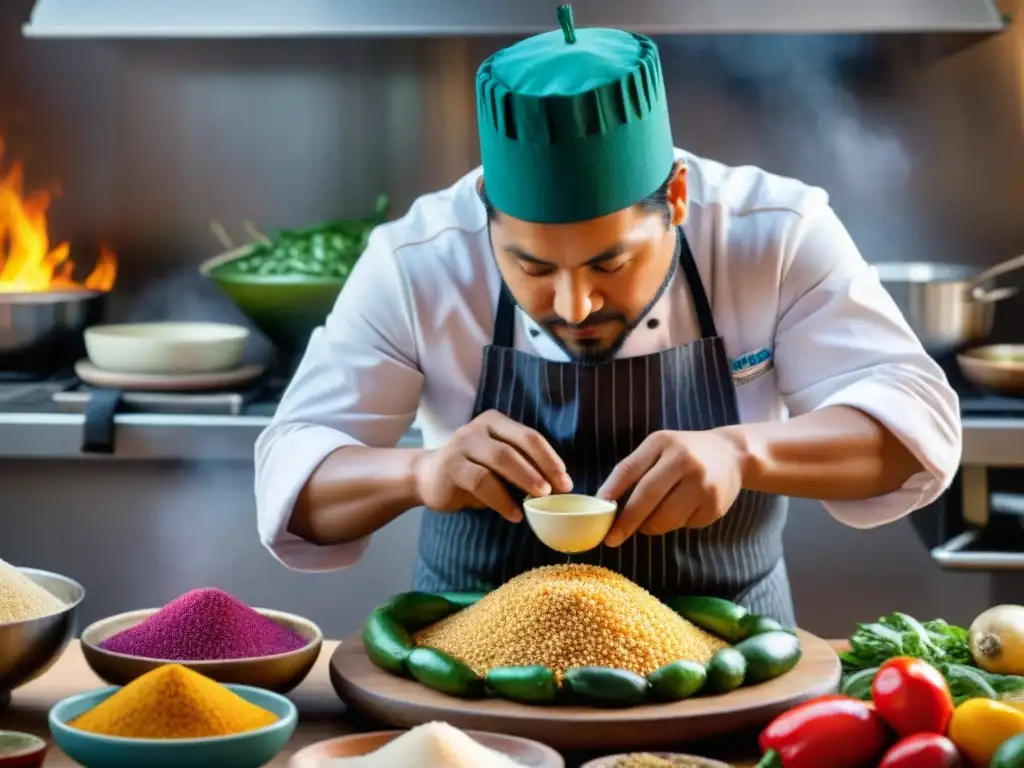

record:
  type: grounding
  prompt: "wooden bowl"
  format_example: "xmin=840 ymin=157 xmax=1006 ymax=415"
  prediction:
xmin=288 ymin=729 xmax=564 ymax=768
xmin=579 ymin=754 xmax=735 ymax=768
xmin=80 ymin=608 xmax=323 ymax=693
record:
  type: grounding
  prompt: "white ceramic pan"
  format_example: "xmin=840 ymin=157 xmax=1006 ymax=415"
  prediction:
xmin=83 ymin=322 xmax=249 ymax=375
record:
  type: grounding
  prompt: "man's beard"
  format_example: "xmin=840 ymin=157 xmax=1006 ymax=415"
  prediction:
xmin=540 ymin=253 xmax=679 ymax=365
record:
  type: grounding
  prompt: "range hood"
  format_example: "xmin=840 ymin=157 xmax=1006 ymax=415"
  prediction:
xmin=23 ymin=0 xmax=1007 ymax=38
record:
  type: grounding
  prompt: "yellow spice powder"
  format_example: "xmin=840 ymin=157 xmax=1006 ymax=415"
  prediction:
xmin=70 ymin=664 xmax=278 ymax=739
xmin=415 ymin=564 xmax=730 ymax=681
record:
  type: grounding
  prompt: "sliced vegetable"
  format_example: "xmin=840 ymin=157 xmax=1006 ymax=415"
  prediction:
xmin=383 ymin=591 xmax=454 ymax=630
xmin=992 ymin=732 xmax=1024 ymax=768
xmin=648 ymin=660 xmax=707 ymax=700
xmin=735 ymin=631 xmax=802 ymax=684
xmin=871 ymin=657 xmax=954 ymax=736
xmin=877 ymin=733 xmax=962 ymax=768
xmin=705 ymin=648 xmax=747 ymax=694
xmin=406 ymin=647 xmax=484 ymax=698
xmin=362 ymin=609 xmax=413 ymax=675
xmin=970 ymin=605 xmax=1024 ymax=675
xmin=755 ymin=694 xmax=888 ymax=768
xmin=668 ymin=595 xmax=749 ymax=642
xmin=947 ymin=697 xmax=1024 ymax=766
xmin=485 ymin=665 xmax=557 ymax=704
xmin=563 ymin=667 xmax=650 ymax=708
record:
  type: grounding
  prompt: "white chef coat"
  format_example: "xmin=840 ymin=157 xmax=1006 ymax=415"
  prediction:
xmin=255 ymin=149 xmax=962 ymax=572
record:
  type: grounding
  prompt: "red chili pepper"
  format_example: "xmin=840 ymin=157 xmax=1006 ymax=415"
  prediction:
xmin=878 ymin=733 xmax=962 ymax=768
xmin=755 ymin=694 xmax=889 ymax=768
xmin=872 ymin=657 xmax=955 ymax=737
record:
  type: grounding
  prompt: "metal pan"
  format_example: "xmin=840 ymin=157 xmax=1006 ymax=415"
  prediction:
xmin=957 ymin=344 xmax=1024 ymax=397
xmin=874 ymin=253 xmax=1024 ymax=355
xmin=0 ymin=290 xmax=105 ymax=374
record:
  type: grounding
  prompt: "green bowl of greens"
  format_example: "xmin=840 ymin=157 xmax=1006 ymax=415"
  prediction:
xmin=201 ymin=196 xmax=388 ymax=356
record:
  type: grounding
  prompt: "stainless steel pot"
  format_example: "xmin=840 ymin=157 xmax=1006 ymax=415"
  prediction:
xmin=0 ymin=290 xmax=106 ymax=372
xmin=874 ymin=254 xmax=1024 ymax=355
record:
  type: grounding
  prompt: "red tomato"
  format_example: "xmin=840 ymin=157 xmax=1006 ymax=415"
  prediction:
xmin=872 ymin=657 xmax=955 ymax=737
xmin=878 ymin=733 xmax=962 ymax=768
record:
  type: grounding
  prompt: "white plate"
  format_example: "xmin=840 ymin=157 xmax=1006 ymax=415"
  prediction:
xmin=84 ymin=322 xmax=249 ymax=374
xmin=75 ymin=359 xmax=265 ymax=392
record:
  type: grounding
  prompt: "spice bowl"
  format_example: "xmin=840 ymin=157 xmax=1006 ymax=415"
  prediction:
xmin=523 ymin=494 xmax=618 ymax=553
xmin=0 ymin=731 xmax=47 ymax=767
xmin=0 ymin=568 xmax=85 ymax=713
xmin=579 ymin=755 xmax=735 ymax=768
xmin=49 ymin=684 xmax=297 ymax=768
xmin=289 ymin=729 xmax=565 ymax=768
xmin=80 ymin=607 xmax=322 ymax=693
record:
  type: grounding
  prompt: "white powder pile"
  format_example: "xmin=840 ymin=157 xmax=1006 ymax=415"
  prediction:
xmin=0 ymin=559 xmax=65 ymax=623
xmin=322 ymin=722 xmax=523 ymax=768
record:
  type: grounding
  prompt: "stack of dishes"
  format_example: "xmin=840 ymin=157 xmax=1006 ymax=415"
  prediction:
xmin=77 ymin=322 xmax=264 ymax=392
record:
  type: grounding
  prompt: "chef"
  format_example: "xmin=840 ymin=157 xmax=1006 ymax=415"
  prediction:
xmin=255 ymin=6 xmax=961 ymax=625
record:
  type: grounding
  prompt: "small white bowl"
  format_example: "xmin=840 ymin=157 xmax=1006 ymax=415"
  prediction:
xmin=84 ymin=322 xmax=249 ymax=375
xmin=523 ymin=494 xmax=618 ymax=554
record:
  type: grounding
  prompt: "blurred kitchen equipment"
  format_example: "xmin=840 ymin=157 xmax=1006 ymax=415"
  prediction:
xmin=73 ymin=358 xmax=265 ymax=392
xmin=200 ymin=245 xmax=341 ymax=366
xmin=0 ymin=290 xmax=104 ymax=372
xmin=83 ymin=322 xmax=249 ymax=375
xmin=957 ymin=344 xmax=1024 ymax=396
xmin=874 ymin=254 xmax=1024 ymax=354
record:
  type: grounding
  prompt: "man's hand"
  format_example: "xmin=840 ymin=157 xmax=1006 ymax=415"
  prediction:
xmin=412 ymin=410 xmax=573 ymax=523
xmin=598 ymin=429 xmax=746 ymax=547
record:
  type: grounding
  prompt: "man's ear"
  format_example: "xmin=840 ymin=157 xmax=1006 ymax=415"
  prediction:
xmin=667 ymin=162 xmax=688 ymax=226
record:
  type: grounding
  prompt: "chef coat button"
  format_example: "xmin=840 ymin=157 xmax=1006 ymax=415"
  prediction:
xmin=529 ymin=328 xmax=541 ymax=337
xmin=647 ymin=318 xmax=660 ymax=329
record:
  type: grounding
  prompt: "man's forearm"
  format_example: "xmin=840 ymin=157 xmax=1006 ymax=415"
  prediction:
xmin=287 ymin=446 xmax=426 ymax=546
xmin=716 ymin=405 xmax=924 ymax=501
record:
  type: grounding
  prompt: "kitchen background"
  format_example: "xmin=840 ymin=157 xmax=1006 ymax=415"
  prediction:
xmin=0 ymin=0 xmax=1021 ymax=639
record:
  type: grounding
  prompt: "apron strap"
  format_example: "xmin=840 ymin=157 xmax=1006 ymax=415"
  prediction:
xmin=675 ymin=227 xmax=719 ymax=340
xmin=490 ymin=226 xmax=719 ymax=349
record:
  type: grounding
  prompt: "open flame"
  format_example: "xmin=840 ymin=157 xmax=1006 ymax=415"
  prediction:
xmin=0 ymin=138 xmax=116 ymax=293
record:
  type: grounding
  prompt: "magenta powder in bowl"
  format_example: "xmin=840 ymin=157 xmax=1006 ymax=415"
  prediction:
xmin=98 ymin=587 xmax=309 ymax=661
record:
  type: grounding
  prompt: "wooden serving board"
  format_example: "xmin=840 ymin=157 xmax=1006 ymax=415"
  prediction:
xmin=329 ymin=630 xmax=841 ymax=752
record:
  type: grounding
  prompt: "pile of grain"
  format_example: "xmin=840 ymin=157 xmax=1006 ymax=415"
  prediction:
xmin=321 ymin=722 xmax=520 ymax=767
xmin=0 ymin=558 xmax=65 ymax=623
xmin=614 ymin=755 xmax=710 ymax=768
xmin=415 ymin=564 xmax=729 ymax=680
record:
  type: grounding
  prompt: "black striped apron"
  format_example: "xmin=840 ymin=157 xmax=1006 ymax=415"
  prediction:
xmin=412 ymin=229 xmax=795 ymax=626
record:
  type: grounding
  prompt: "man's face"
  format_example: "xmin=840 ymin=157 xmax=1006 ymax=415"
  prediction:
xmin=488 ymin=164 xmax=687 ymax=363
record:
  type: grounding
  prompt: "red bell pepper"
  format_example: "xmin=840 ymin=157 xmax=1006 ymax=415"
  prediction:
xmin=872 ymin=657 xmax=955 ymax=737
xmin=878 ymin=733 xmax=962 ymax=768
xmin=756 ymin=694 xmax=889 ymax=768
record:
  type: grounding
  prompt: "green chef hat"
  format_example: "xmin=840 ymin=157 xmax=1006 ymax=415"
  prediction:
xmin=476 ymin=4 xmax=674 ymax=224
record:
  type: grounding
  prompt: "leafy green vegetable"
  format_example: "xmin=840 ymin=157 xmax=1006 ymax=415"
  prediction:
xmin=218 ymin=194 xmax=390 ymax=280
xmin=839 ymin=612 xmax=1024 ymax=705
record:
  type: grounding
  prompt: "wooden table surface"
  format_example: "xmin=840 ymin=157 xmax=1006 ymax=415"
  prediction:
xmin=0 ymin=640 xmax=848 ymax=767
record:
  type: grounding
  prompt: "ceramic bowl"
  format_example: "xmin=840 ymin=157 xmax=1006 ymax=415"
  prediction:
xmin=523 ymin=494 xmax=618 ymax=553
xmin=289 ymin=729 xmax=564 ymax=768
xmin=80 ymin=608 xmax=322 ymax=693
xmin=84 ymin=322 xmax=249 ymax=375
xmin=49 ymin=684 xmax=297 ymax=768
xmin=579 ymin=754 xmax=735 ymax=768
xmin=0 ymin=568 xmax=85 ymax=710
xmin=0 ymin=731 xmax=47 ymax=767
